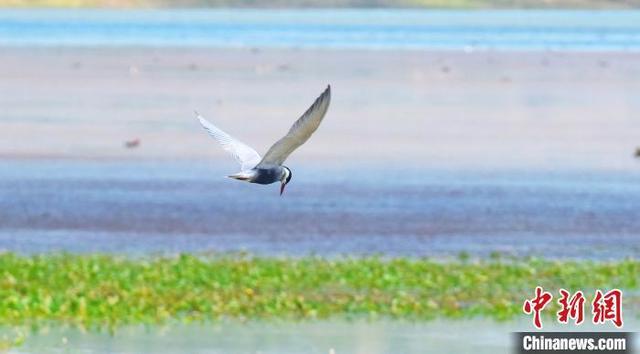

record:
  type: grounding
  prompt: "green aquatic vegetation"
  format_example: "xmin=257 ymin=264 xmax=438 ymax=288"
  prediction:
xmin=0 ymin=253 xmax=637 ymax=329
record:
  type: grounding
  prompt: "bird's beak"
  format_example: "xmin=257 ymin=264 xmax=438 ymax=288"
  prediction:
xmin=280 ymin=182 xmax=286 ymax=196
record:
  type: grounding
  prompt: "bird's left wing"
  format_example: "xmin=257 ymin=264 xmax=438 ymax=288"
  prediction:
xmin=196 ymin=113 xmax=262 ymax=171
xmin=258 ymin=85 xmax=331 ymax=167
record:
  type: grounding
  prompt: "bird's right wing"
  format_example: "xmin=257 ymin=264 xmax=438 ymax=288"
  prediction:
xmin=196 ymin=113 xmax=262 ymax=171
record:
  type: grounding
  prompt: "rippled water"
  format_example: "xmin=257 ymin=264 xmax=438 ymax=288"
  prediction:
xmin=1 ymin=160 xmax=639 ymax=259
xmin=1 ymin=9 xmax=640 ymax=50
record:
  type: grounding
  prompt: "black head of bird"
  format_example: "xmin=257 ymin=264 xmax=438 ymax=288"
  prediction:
xmin=280 ymin=166 xmax=292 ymax=196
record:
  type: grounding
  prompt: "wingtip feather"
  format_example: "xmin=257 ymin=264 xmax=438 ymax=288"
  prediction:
xmin=194 ymin=111 xmax=206 ymax=125
xmin=195 ymin=112 xmax=209 ymax=127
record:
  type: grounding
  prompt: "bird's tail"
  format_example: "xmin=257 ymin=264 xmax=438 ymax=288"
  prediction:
xmin=227 ymin=171 xmax=253 ymax=181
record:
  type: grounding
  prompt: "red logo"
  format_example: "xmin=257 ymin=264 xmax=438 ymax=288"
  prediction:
xmin=523 ymin=287 xmax=623 ymax=329
xmin=592 ymin=289 xmax=623 ymax=328
xmin=557 ymin=289 xmax=585 ymax=325
xmin=523 ymin=286 xmax=553 ymax=329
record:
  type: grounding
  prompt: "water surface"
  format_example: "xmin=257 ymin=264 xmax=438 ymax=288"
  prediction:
xmin=8 ymin=318 xmax=638 ymax=354
xmin=2 ymin=160 xmax=639 ymax=259
xmin=1 ymin=9 xmax=640 ymax=50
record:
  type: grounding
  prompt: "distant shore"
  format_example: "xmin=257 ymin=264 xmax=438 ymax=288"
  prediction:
xmin=1 ymin=0 xmax=640 ymax=9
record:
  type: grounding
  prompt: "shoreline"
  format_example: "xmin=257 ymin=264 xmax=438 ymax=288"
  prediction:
xmin=4 ymin=44 xmax=640 ymax=53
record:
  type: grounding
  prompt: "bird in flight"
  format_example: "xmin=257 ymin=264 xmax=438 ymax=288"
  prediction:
xmin=197 ymin=85 xmax=331 ymax=195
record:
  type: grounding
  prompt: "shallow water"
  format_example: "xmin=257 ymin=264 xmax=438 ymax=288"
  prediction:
xmin=1 ymin=9 xmax=640 ymax=50
xmin=7 ymin=318 xmax=638 ymax=354
xmin=1 ymin=160 xmax=639 ymax=259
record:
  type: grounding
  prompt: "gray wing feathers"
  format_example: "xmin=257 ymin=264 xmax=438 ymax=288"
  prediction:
xmin=197 ymin=113 xmax=262 ymax=171
xmin=259 ymin=85 xmax=331 ymax=166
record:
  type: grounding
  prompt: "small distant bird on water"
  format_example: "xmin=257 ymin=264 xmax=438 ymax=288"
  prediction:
xmin=124 ymin=138 xmax=140 ymax=149
xmin=196 ymin=85 xmax=331 ymax=195
xmin=635 ymin=147 xmax=640 ymax=158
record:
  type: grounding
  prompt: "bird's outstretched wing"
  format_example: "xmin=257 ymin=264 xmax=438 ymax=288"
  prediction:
xmin=196 ymin=113 xmax=262 ymax=171
xmin=258 ymin=85 xmax=331 ymax=166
